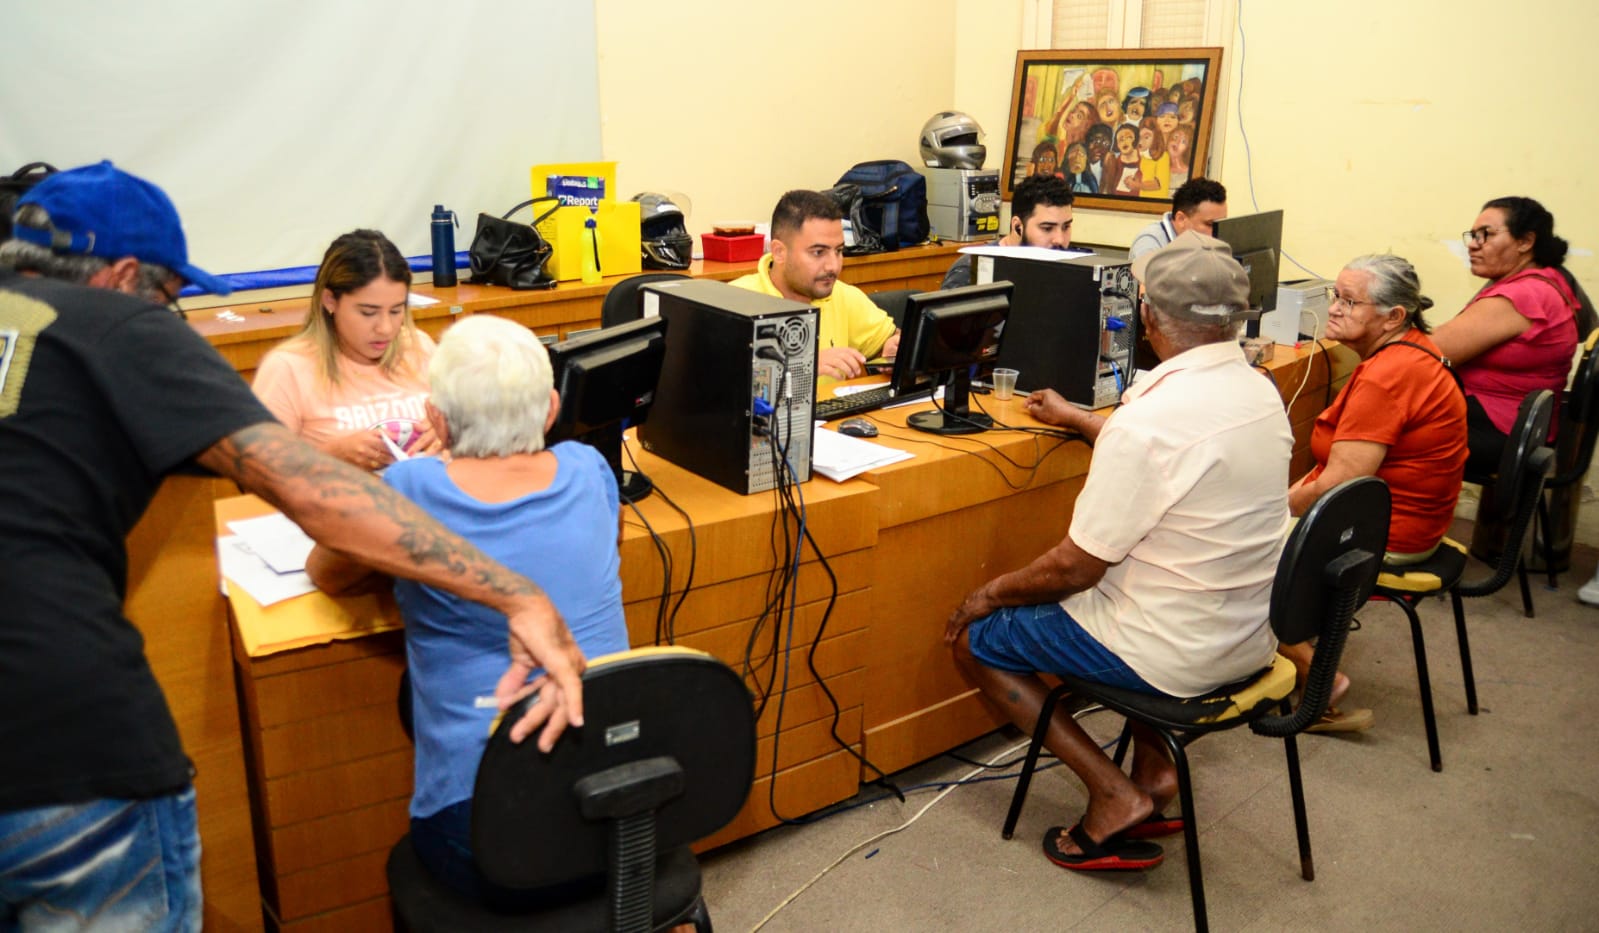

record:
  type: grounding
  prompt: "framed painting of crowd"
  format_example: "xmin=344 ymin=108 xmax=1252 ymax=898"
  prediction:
xmin=1001 ymin=48 xmax=1222 ymax=214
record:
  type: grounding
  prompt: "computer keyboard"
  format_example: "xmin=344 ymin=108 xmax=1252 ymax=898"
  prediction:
xmin=814 ymin=385 xmax=932 ymax=421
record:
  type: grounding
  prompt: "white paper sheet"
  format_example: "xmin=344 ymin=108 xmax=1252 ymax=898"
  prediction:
xmin=216 ymin=535 xmax=316 ymax=606
xmin=810 ymin=426 xmax=914 ymax=482
xmin=225 ymin=513 xmax=316 ymax=574
xmin=956 ymin=244 xmax=1093 ymax=262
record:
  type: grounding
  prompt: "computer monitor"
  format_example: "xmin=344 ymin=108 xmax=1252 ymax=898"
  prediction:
xmin=546 ymin=316 xmax=668 ymax=502
xmin=891 ymin=282 xmax=1012 ymax=435
xmin=1213 ymin=209 xmax=1284 ymax=314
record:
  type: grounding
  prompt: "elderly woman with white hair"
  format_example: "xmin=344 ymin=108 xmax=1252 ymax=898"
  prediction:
xmin=307 ymin=314 xmax=629 ymax=907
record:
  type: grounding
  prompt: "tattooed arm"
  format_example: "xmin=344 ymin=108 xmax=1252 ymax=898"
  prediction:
xmin=197 ymin=422 xmax=584 ymax=749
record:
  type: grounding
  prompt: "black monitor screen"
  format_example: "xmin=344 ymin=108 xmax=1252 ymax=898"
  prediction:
xmin=546 ymin=316 xmax=668 ymax=500
xmin=1213 ymin=209 xmax=1283 ymax=313
xmin=892 ymin=282 xmax=1011 ymax=435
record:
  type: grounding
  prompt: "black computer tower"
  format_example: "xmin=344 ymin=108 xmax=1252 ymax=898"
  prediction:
xmin=977 ymin=254 xmax=1138 ymax=408
xmin=636 ymin=280 xmax=818 ymax=494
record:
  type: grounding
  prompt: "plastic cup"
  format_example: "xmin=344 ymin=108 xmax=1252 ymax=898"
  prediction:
xmin=992 ymin=368 xmax=1019 ymax=400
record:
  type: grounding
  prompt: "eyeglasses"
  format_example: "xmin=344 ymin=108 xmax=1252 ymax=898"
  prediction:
xmin=1323 ymin=286 xmax=1377 ymax=312
xmin=150 ymin=277 xmax=187 ymax=318
xmin=1461 ymin=225 xmax=1505 ymax=247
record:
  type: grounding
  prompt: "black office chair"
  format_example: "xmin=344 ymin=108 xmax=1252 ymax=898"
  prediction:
xmin=867 ymin=288 xmax=918 ymax=329
xmin=387 ymin=647 xmax=756 ymax=932
xmin=1534 ymin=332 xmax=1599 ymax=586
xmin=599 ymin=273 xmax=691 ymax=328
xmin=1371 ymin=388 xmax=1555 ymax=771
xmin=1001 ymin=477 xmax=1389 ymax=933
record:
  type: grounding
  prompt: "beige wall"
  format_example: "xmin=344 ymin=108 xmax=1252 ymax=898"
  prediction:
xmin=595 ymin=0 xmax=955 ymax=241
xmin=598 ymin=1 xmax=1591 ymax=321
xmin=1199 ymin=0 xmax=1593 ymax=319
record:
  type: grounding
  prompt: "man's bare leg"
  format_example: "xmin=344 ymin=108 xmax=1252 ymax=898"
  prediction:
xmin=953 ymin=632 xmax=1153 ymax=852
xmin=1279 ymin=640 xmax=1350 ymax=707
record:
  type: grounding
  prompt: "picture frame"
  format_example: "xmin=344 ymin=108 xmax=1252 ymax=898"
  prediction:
xmin=1001 ymin=48 xmax=1222 ymax=214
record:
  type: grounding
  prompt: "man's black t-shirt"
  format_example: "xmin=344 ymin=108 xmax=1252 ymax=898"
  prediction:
xmin=0 ymin=272 xmax=273 ymax=811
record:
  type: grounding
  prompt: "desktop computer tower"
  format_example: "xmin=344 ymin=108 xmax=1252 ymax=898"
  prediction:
xmin=636 ymin=279 xmax=818 ymax=495
xmin=977 ymin=253 xmax=1138 ymax=409
xmin=926 ymin=167 xmax=1002 ymax=241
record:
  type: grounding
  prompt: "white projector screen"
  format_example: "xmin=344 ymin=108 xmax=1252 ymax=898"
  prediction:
xmin=0 ymin=1 xmax=602 ymax=279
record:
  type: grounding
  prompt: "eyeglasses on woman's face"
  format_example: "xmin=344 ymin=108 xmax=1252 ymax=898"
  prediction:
xmin=1461 ymin=225 xmax=1506 ymax=248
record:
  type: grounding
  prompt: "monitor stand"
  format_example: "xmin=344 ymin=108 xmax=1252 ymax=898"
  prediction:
xmin=590 ymin=423 xmax=654 ymax=502
xmin=907 ymin=373 xmax=992 ymax=435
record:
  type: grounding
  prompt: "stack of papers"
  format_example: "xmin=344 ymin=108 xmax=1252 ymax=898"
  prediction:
xmin=217 ymin=513 xmax=317 ymax=606
xmin=811 ymin=426 xmax=914 ymax=482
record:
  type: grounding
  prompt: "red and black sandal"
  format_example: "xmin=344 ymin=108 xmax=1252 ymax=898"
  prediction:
xmin=1042 ymin=823 xmax=1165 ymax=871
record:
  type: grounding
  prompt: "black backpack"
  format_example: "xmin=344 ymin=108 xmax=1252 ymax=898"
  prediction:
xmin=822 ymin=183 xmax=884 ymax=257
xmin=1 ymin=162 xmax=58 ymax=241
xmin=834 ymin=160 xmax=929 ymax=252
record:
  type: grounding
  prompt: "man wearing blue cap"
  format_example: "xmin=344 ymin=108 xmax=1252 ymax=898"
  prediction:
xmin=0 ymin=162 xmax=588 ymax=929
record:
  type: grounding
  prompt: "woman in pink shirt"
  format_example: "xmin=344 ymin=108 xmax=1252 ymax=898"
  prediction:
xmin=1433 ymin=197 xmax=1587 ymax=476
xmin=253 ymin=230 xmax=439 ymax=470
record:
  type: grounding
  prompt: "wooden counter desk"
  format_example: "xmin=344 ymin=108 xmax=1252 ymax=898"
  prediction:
xmin=188 ymin=242 xmax=965 ymax=381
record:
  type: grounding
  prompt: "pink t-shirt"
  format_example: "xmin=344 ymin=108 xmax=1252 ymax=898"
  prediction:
xmin=252 ymin=330 xmax=436 ymax=450
xmin=1460 ymin=267 xmax=1578 ymax=434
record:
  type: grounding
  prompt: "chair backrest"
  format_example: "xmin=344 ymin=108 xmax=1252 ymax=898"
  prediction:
xmin=1270 ymin=476 xmax=1389 ymax=647
xmin=1484 ymin=389 xmax=1555 ymax=523
xmin=600 ymin=272 xmax=692 ymax=328
xmin=867 ymin=288 xmax=918 ymax=329
xmin=1460 ymin=444 xmax=1557 ymax=598
xmin=1553 ymin=333 xmax=1599 ymax=486
xmin=1254 ymin=477 xmax=1388 ymax=736
xmin=470 ymin=647 xmax=754 ymax=892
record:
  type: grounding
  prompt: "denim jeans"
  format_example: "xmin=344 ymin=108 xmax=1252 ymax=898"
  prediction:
xmin=0 ymin=786 xmax=201 ymax=932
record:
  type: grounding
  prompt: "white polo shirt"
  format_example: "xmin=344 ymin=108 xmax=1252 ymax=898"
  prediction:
xmin=1063 ymin=340 xmax=1291 ymax=697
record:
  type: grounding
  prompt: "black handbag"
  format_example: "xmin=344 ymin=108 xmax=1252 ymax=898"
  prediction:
xmin=468 ymin=197 xmax=561 ymax=290
xmin=822 ymin=183 xmax=885 ymax=256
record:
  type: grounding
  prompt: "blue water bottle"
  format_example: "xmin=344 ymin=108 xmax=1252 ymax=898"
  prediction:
xmin=430 ymin=204 xmax=458 ymax=288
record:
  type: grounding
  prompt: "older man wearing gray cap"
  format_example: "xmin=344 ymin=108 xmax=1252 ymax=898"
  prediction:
xmin=945 ymin=231 xmax=1292 ymax=873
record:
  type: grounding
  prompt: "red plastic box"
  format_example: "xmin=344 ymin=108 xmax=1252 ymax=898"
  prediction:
xmin=701 ymin=233 xmax=765 ymax=263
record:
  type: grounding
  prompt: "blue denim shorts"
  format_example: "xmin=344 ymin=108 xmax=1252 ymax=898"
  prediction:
xmin=0 ymin=786 xmax=201 ymax=932
xmin=966 ymin=602 xmax=1160 ymax=695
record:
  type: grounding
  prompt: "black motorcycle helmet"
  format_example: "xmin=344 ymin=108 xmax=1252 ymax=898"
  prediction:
xmin=632 ymin=192 xmax=694 ymax=270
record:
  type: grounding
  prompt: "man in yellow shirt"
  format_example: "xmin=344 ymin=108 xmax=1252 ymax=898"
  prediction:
xmin=732 ymin=190 xmax=898 ymax=382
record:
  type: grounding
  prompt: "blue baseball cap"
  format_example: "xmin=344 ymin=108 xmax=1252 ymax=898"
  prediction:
xmin=14 ymin=160 xmax=231 ymax=295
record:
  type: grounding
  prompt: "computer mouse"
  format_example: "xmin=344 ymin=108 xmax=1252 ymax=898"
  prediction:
xmin=838 ymin=418 xmax=878 ymax=438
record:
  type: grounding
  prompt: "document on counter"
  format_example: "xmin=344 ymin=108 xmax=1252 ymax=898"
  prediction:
xmin=407 ymin=292 xmax=440 ymax=306
xmin=810 ymin=424 xmax=914 ymax=482
xmin=217 ymin=535 xmax=316 ymax=606
xmin=225 ymin=512 xmax=315 ymax=573
xmin=957 ymin=244 xmax=1094 ymax=262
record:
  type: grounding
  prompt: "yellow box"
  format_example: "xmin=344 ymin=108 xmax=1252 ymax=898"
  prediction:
xmin=537 ymin=200 xmax=642 ymax=282
xmin=529 ymin=161 xmax=642 ymax=281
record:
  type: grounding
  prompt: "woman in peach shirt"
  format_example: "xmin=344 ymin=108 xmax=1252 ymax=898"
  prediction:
xmin=253 ymin=230 xmax=440 ymax=469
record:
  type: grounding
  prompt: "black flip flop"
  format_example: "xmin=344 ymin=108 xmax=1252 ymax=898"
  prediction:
xmin=1042 ymin=823 xmax=1165 ymax=871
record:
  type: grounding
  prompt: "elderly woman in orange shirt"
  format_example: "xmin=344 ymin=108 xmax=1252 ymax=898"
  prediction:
xmin=1281 ymin=254 xmax=1467 ymax=733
